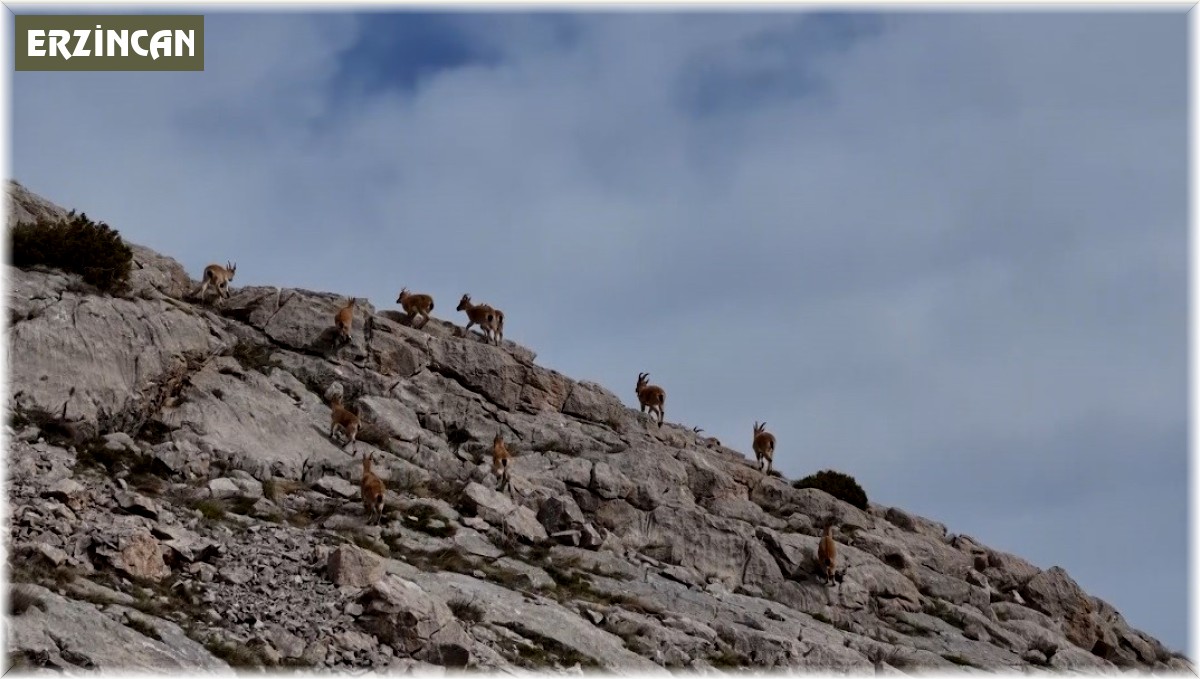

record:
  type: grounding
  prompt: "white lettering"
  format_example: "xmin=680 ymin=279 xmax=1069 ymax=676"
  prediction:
xmin=131 ymin=29 xmax=148 ymax=56
xmin=174 ymin=29 xmax=193 ymax=57
xmin=149 ymin=29 xmax=172 ymax=59
xmin=47 ymin=30 xmax=71 ymax=59
xmin=107 ymin=30 xmax=128 ymax=57
xmin=94 ymin=25 xmax=103 ymax=57
xmin=72 ymin=29 xmax=91 ymax=57
xmin=27 ymin=30 xmax=45 ymax=57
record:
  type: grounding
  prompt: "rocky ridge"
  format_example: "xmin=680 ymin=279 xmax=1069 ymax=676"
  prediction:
xmin=4 ymin=180 xmax=1190 ymax=673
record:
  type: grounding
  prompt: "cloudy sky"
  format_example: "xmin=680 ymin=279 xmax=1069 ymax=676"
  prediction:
xmin=10 ymin=8 xmax=1188 ymax=652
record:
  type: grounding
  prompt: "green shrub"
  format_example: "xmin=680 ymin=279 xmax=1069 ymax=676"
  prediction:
xmin=793 ymin=469 xmax=868 ymax=510
xmin=10 ymin=211 xmax=133 ymax=295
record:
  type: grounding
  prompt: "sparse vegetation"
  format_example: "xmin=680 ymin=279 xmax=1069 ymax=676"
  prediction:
xmin=401 ymin=503 xmax=457 ymax=538
xmin=793 ymin=469 xmax=869 ymax=510
xmin=10 ymin=400 xmax=90 ymax=448
xmin=413 ymin=475 xmax=470 ymax=504
xmin=202 ymin=635 xmax=272 ymax=668
xmin=343 ymin=530 xmax=390 ymax=558
xmin=923 ymin=599 xmax=965 ymax=630
xmin=448 ymin=598 xmax=485 ymax=625
xmin=11 ymin=211 xmax=133 ymax=295
xmin=388 ymin=545 xmax=478 ymax=575
xmin=179 ymin=495 xmax=256 ymax=526
xmin=942 ymin=653 xmax=975 ymax=667
xmin=229 ymin=340 xmax=280 ymax=375
xmin=497 ymin=621 xmax=599 ymax=669
xmin=7 ymin=651 xmax=33 ymax=671
xmin=354 ymin=422 xmax=393 ymax=451
xmin=546 ymin=563 xmax=590 ymax=591
xmin=9 ymin=550 xmax=80 ymax=591
xmin=123 ymin=615 xmax=164 ymax=641
xmin=709 ymin=648 xmax=747 ymax=669
xmin=262 ymin=477 xmax=280 ymax=501
xmin=710 ymin=628 xmax=751 ymax=669
xmin=866 ymin=646 xmax=913 ymax=669
xmin=8 ymin=588 xmax=43 ymax=616
xmin=73 ymin=438 xmax=163 ymax=480
xmin=538 ymin=561 xmax=659 ymax=614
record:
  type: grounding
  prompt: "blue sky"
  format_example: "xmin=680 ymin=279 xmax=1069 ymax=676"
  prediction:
xmin=10 ymin=9 xmax=1189 ymax=653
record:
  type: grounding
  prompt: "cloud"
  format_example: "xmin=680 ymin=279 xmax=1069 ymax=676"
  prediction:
xmin=11 ymin=9 xmax=1187 ymax=650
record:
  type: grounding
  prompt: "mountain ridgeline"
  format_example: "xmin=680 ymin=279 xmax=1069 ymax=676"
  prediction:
xmin=4 ymin=180 xmax=1188 ymax=673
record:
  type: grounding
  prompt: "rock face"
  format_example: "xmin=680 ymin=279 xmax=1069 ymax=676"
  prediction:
xmin=5 ymin=181 xmax=1190 ymax=673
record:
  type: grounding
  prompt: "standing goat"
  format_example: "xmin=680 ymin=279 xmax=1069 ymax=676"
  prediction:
xmin=456 ymin=294 xmax=501 ymax=344
xmin=396 ymin=288 xmax=435 ymax=329
xmin=491 ymin=432 xmax=512 ymax=492
xmin=329 ymin=393 xmax=360 ymax=453
xmin=817 ymin=521 xmax=838 ymax=586
xmin=752 ymin=421 xmax=776 ymax=474
xmin=635 ymin=372 xmax=666 ymax=427
xmin=195 ymin=262 xmax=237 ymax=303
xmin=361 ymin=453 xmax=386 ymax=525
xmin=334 ymin=298 xmax=357 ymax=345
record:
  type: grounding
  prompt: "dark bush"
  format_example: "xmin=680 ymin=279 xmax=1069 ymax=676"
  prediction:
xmin=10 ymin=211 xmax=133 ymax=294
xmin=228 ymin=340 xmax=280 ymax=375
xmin=792 ymin=469 xmax=869 ymax=510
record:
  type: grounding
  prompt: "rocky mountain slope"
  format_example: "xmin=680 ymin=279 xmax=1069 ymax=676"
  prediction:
xmin=4 ymin=180 xmax=1190 ymax=673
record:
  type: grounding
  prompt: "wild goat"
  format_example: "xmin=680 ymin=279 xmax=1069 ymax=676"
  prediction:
xmin=817 ymin=522 xmax=838 ymax=586
xmin=361 ymin=453 xmax=385 ymax=525
xmin=334 ymin=298 xmax=357 ymax=345
xmin=635 ymin=372 xmax=666 ymax=427
xmin=396 ymin=288 xmax=435 ymax=329
xmin=693 ymin=426 xmax=720 ymax=448
xmin=329 ymin=393 xmax=360 ymax=453
xmin=752 ymin=421 xmax=776 ymax=474
xmin=196 ymin=262 xmax=237 ymax=303
xmin=456 ymin=294 xmax=502 ymax=344
xmin=491 ymin=432 xmax=512 ymax=492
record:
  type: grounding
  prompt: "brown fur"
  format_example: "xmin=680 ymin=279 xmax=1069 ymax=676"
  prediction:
xmin=752 ymin=421 xmax=776 ymax=474
xmin=456 ymin=294 xmax=502 ymax=344
xmin=396 ymin=288 xmax=435 ymax=328
xmin=491 ymin=432 xmax=511 ymax=491
xmin=491 ymin=308 xmax=506 ymax=344
xmin=196 ymin=261 xmax=236 ymax=302
xmin=329 ymin=394 xmax=360 ymax=453
xmin=635 ymin=372 xmax=666 ymax=427
xmin=817 ymin=523 xmax=837 ymax=585
xmin=334 ymin=298 xmax=356 ymax=343
xmin=361 ymin=453 xmax=385 ymax=525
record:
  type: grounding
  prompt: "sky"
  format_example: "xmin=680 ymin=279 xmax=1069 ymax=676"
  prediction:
xmin=9 ymin=8 xmax=1189 ymax=653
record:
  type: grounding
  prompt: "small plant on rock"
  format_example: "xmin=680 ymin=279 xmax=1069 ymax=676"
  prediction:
xmin=448 ymin=598 xmax=484 ymax=625
xmin=10 ymin=211 xmax=133 ymax=295
xmin=228 ymin=341 xmax=280 ymax=375
xmin=7 ymin=588 xmax=43 ymax=616
xmin=792 ymin=469 xmax=869 ymax=510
